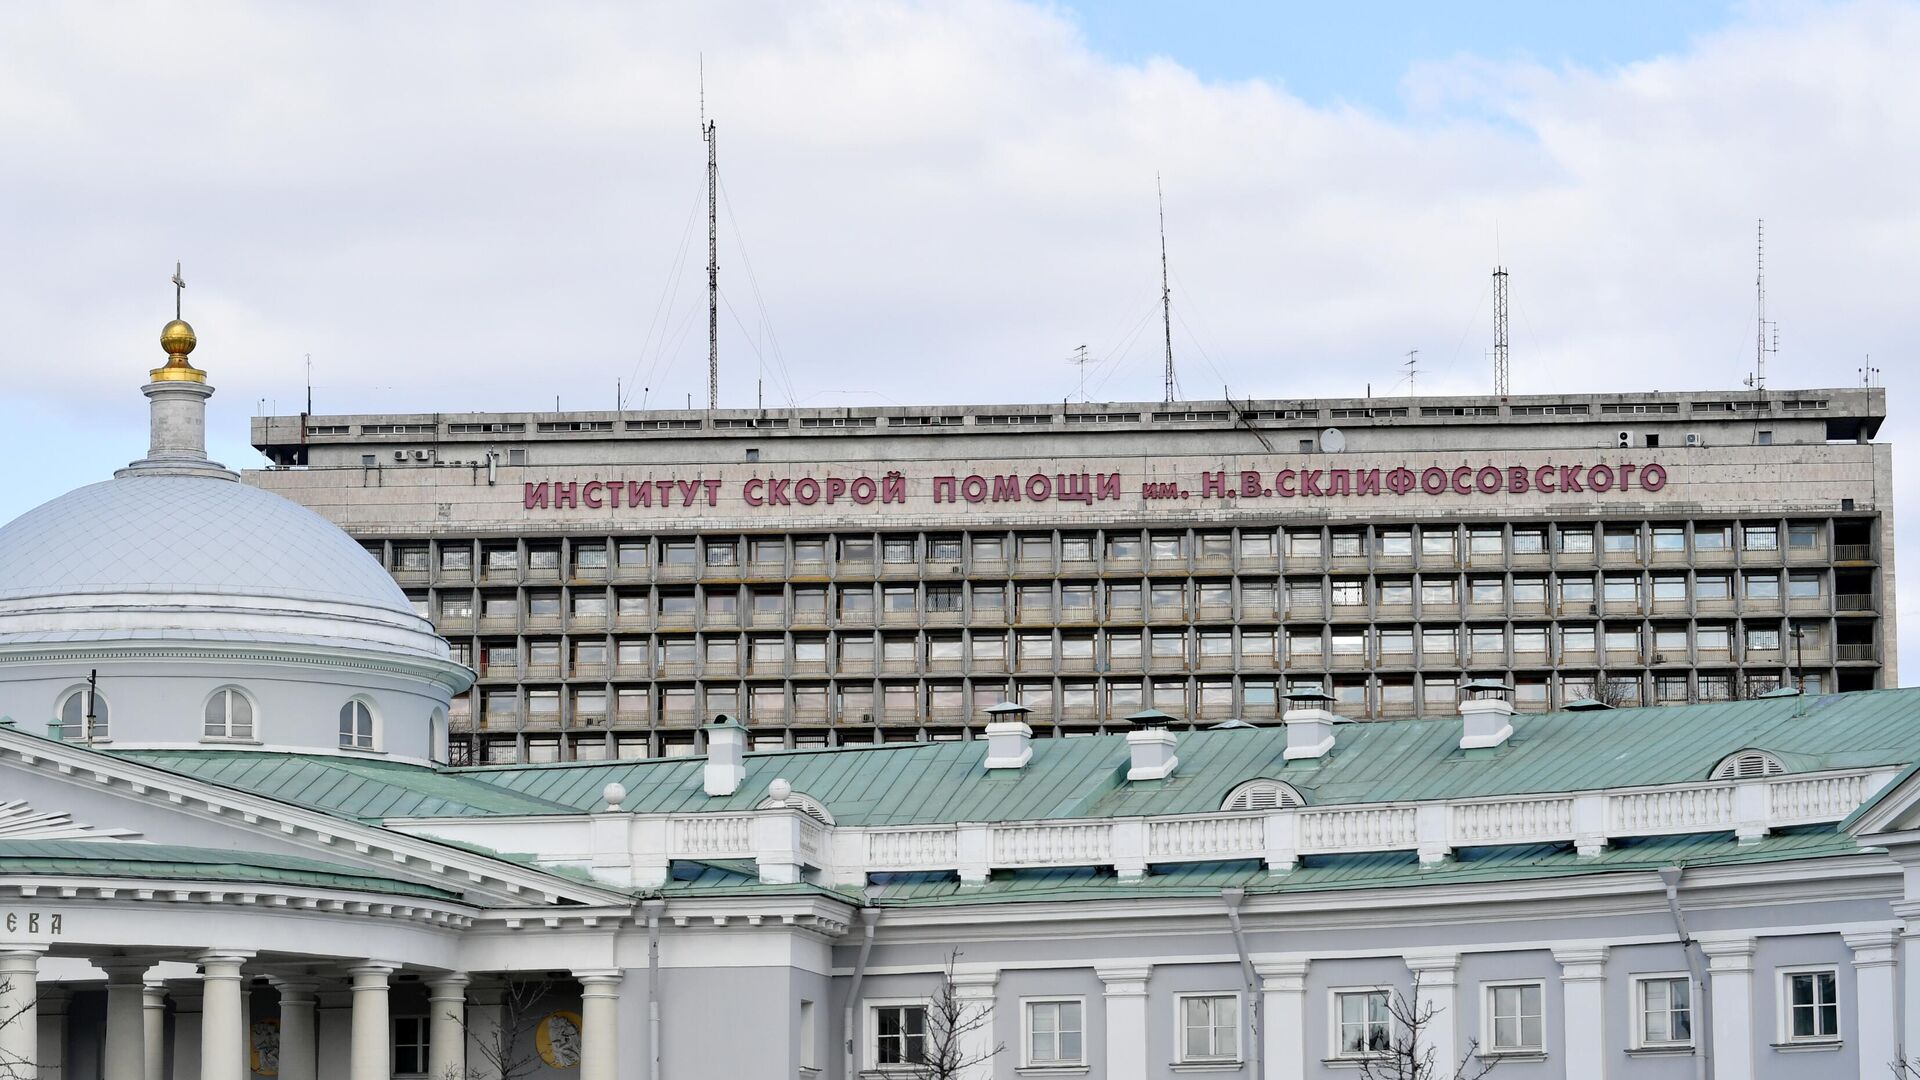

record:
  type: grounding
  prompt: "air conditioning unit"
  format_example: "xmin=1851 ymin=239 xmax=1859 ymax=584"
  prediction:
xmin=1685 ymin=432 xmax=1700 ymax=447
xmin=412 ymin=449 xmax=431 ymax=461
xmin=392 ymin=450 xmax=407 ymax=462
xmin=1615 ymin=431 xmax=1632 ymax=448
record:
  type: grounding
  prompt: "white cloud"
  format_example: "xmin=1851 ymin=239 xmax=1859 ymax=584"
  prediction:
xmin=2 ymin=0 xmax=1915 ymax=674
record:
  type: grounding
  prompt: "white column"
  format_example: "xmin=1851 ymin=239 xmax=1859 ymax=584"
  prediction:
xmin=575 ymin=970 xmax=623 ymax=1080
xmin=33 ymin=987 xmax=67 ymax=1080
xmin=1701 ymin=938 xmax=1757 ymax=1080
xmin=1096 ymin=964 xmax=1151 ymax=1080
xmin=1553 ymin=946 xmax=1608 ymax=1080
xmin=142 ymin=981 xmax=168 ymax=1080
xmin=198 ymin=951 xmax=254 ymax=1080
xmin=0 ymin=947 xmax=45 ymax=1079
xmin=99 ymin=958 xmax=153 ymax=1080
xmin=1404 ymin=951 xmax=1460 ymax=1075
xmin=465 ymin=983 xmax=506 ymax=1080
xmin=272 ymin=978 xmax=320 ymax=1080
xmin=348 ymin=962 xmax=399 ymax=1080
xmin=948 ymin=971 xmax=999 ymax=1080
xmin=316 ymin=987 xmax=353 ymax=1080
xmin=426 ymin=973 xmax=470 ymax=1080
xmin=1256 ymin=960 xmax=1310 ymax=1080
xmin=1898 ymin=903 xmax=1920 ymax=1065
xmin=170 ymin=984 xmax=204 ymax=1080
xmin=1846 ymin=931 xmax=1899 ymax=1079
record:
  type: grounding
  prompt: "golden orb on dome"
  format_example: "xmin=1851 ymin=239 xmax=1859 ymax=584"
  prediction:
xmin=151 ymin=318 xmax=207 ymax=383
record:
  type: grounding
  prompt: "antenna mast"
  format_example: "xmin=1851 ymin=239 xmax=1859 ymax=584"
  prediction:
xmin=703 ymin=58 xmax=719 ymax=410
xmin=1492 ymin=266 xmax=1510 ymax=396
xmin=1404 ymin=349 xmax=1419 ymax=396
xmin=1753 ymin=218 xmax=1768 ymax=390
xmin=1157 ymin=175 xmax=1176 ymax=404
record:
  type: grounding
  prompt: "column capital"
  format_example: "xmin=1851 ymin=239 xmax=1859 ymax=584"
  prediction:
xmin=1255 ymin=958 xmax=1310 ymax=992
xmin=96 ymin=957 xmax=156 ymax=984
xmin=195 ymin=950 xmax=255 ymax=968
xmin=1698 ymin=937 xmax=1756 ymax=971
xmin=573 ymin=969 xmax=624 ymax=994
xmin=425 ymin=973 xmax=472 ymax=998
xmin=269 ymin=977 xmax=321 ymax=1004
xmin=0 ymin=945 xmax=49 ymax=964
xmin=1552 ymin=945 xmax=1610 ymax=981
xmin=1095 ymin=963 xmax=1151 ymax=996
xmin=1844 ymin=929 xmax=1900 ymax=968
xmin=1403 ymin=950 xmax=1460 ymax=983
xmin=345 ymin=961 xmax=400 ymax=982
xmin=142 ymin=982 xmax=170 ymax=1009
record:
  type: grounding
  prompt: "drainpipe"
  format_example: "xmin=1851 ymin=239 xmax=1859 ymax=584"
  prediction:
xmin=643 ymin=899 xmax=665 ymax=1080
xmin=1658 ymin=867 xmax=1711 ymax=1080
xmin=1221 ymin=888 xmax=1262 ymax=1080
xmin=844 ymin=906 xmax=881 ymax=1080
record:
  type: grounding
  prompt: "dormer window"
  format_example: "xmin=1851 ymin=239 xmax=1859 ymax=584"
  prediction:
xmin=1220 ymin=778 xmax=1307 ymax=812
xmin=339 ymin=699 xmax=378 ymax=751
xmin=58 ymin=687 xmax=108 ymax=741
xmin=757 ymin=790 xmax=834 ymax=825
xmin=1710 ymin=749 xmax=1785 ymax=780
xmin=203 ymin=688 xmax=256 ymax=740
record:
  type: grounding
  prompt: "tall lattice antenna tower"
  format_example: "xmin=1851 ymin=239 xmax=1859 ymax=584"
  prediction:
xmin=703 ymin=59 xmax=719 ymax=410
xmin=1752 ymin=219 xmax=1771 ymax=390
xmin=1403 ymin=349 xmax=1419 ymax=396
xmin=1158 ymin=175 xmax=1176 ymax=404
xmin=1492 ymin=265 xmax=1510 ymax=396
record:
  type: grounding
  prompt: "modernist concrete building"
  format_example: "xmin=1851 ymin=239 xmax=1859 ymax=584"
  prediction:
xmin=247 ymin=388 xmax=1895 ymax=765
xmin=6 ymin=320 xmax=1920 ymax=1080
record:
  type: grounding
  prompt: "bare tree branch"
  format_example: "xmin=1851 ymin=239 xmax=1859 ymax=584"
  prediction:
xmin=894 ymin=949 xmax=1004 ymax=1080
xmin=1351 ymin=974 xmax=1498 ymax=1080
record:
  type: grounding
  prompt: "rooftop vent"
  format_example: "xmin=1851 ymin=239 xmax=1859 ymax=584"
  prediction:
xmin=1123 ymin=709 xmax=1179 ymax=781
xmin=703 ymin=714 xmax=746 ymax=796
xmin=1459 ymin=679 xmax=1515 ymax=750
xmin=1710 ymin=749 xmax=1785 ymax=780
xmin=1220 ymin=778 xmax=1306 ymax=812
xmin=982 ymin=701 xmax=1034 ymax=770
xmin=1281 ymin=688 xmax=1343 ymax=761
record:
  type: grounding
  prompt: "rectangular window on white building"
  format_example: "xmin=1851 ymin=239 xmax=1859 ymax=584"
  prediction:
xmin=392 ymin=1015 xmax=429 ymax=1076
xmin=1634 ymin=975 xmax=1694 ymax=1048
xmin=1484 ymin=983 xmax=1545 ymax=1054
xmin=1024 ymin=999 xmax=1084 ymax=1067
xmin=871 ymin=1002 xmax=929 ymax=1067
xmin=1178 ymin=993 xmax=1240 ymax=1063
xmin=1333 ymin=989 xmax=1391 ymax=1057
xmin=1781 ymin=968 xmax=1839 ymax=1043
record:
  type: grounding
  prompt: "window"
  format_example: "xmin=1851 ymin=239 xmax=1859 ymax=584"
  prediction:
xmin=1512 ymin=528 xmax=1545 ymax=555
xmin=1695 ymin=525 xmax=1731 ymax=551
xmin=1789 ymin=523 xmax=1821 ymax=550
xmin=1635 ymin=975 xmax=1693 ymax=1048
xmin=1221 ymin=779 xmax=1306 ymax=811
xmin=1422 ymin=530 xmax=1456 ymax=557
xmin=1696 ymin=574 xmax=1732 ymax=600
xmin=872 ymin=1004 xmax=928 ymax=1067
xmin=1744 ymin=524 xmax=1779 ymax=551
xmin=794 ymin=538 xmax=827 ymax=563
xmin=1781 ymin=969 xmax=1839 ymax=1043
xmin=1062 ymin=535 xmax=1095 ymax=562
xmin=1179 ymin=994 xmax=1240 ymax=1063
xmin=1470 ymin=578 xmax=1504 ymax=604
xmin=392 ymin=1015 xmax=429 ymax=1075
xmin=1652 ymin=526 xmax=1686 ymax=552
xmin=1239 ymin=531 xmax=1274 ymax=558
xmin=1107 ymin=534 xmax=1142 ymax=559
xmin=339 ymin=700 xmax=376 ymax=750
xmin=1485 ymin=983 xmax=1544 ymax=1054
xmin=1377 ymin=529 xmax=1413 ymax=557
xmin=1286 ymin=531 xmax=1322 ymax=558
xmin=1378 ymin=579 xmax=1413 ymax=605
xmin=1711 ymin=749 xmax=1785 ymax=779
xmin=930 ymin=537 xmax=963 ymax=561
xmin=1151 ymin=533 xmax=1187 ymax=559
xmin=1420 ymin=579 xmax=1457 ymax=604
xmin=1331 ymin=580 xmax=1366 ymax=607
xmin=1788 ymin=573 xmax=1823 ymax=599
xmin=1603 ymin=528 xmax=1639 ymax=555
xmin=1334 ymin=990 xmax=1391 ymax=1057
xmin=1331 ymin=531 xmax=1364 ymax=557
xmin=1469 ymin=529 xmax=1503 ymax=555
xmin=58 ymin=687 xmax=108 ymax=741
xmin=1557 ymin=528 xmax=1595 ymax=554
xmin=1561 ymin=626 xmax=1596 ymax=654
xmin=1512 ymin=577 xmax=1546 ymax=604
xmin=840 ymin=538 xmax=875 ymax=563
xmin=1024 ymin=1000 xmax=1084 ymax=1067
xmin=439 ymin=546 xmax=472 ymax=572
xmin=1745 ymin=575 xmax=1781 ymax=600
xmin=1653 ymin=575 xmax=1688 ymax=601
xmin=883 ymin=537 xmax=916 ymax=564
xmin=203 ymin=688 xmax=255 ymax=740
xmin=1747 ymin=627 xmax=1781 ymax=651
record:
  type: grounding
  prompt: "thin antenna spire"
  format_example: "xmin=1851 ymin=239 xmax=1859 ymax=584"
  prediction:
xmin=1492 ymin=265 xmax=1510 ymax=396
xmin=1404 ymin=349 xmax=1420 ymax=396
xmin=1753 ymin=218 xmax=1770 ymax=390
xmin=704 ymin=58 xmax=719 ymax=410
xmin=1157 ymin=174 xmax=1175 ymax=404
xmin=1068 ymin=344 xmax=1091 ymax=402
xmin=304 ymin=353 xmax=313 ymax=415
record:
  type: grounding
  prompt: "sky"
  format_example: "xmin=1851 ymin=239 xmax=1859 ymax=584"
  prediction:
xmin=0 ymin=0 xmax=1913 ymax=677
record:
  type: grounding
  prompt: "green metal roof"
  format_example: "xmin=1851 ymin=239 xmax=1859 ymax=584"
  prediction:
xmin=110 ymin=749 xmax=581 ymax=820
xmin=456 ymin=690 xmax=1920 ymax=828
xmin=645 ymin=826 xmax=1866 ymax=906
xmin=0 ymin=840 xmax=459 ymax=899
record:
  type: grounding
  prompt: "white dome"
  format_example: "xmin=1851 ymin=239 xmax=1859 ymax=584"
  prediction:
xmin=0 ymin=474 xmax=448 ymax=662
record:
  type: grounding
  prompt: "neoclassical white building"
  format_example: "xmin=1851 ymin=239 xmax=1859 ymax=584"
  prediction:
xmin=4 ymin=318 xmax=1920 ymax=1080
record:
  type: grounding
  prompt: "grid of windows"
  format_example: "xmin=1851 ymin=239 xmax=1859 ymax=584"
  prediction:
xmin=369 ymin=517 xmax=1880 ymax=763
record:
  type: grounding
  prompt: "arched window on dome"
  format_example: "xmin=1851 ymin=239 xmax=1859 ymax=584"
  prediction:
xmin=57 ymin=687 xmax=108 ymax=742
xmin=203 ymin=688 xmax=256 ymax=741
xmin=339 ymin=699 xmax=378 ymax=751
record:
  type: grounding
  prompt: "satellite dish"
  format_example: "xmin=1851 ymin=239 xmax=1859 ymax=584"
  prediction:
xmin=1321 ymin=427 xmax=1346 ymax=453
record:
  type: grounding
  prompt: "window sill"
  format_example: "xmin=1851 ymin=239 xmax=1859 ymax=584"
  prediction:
xmin=1771 ymin=1040 xmax=1843 ymax=1053
xmin=1477 ymin=1050 xmax=1548 ymax=1063
xmin=1320 ymin=1058 xmax=1388 ymax=1070
xmin=337 ymin=744 xmax=387 ymax=755
xmin=1624 ymin=1044 xmax=1696 ymax=1057
xmin=1170 ymin=1062 xmax=1244 ymax=1073
xmin=1017 ymin=1067 xmax=1090 ymax=1076
xmin=200 ymin=737 xmax=262 ymax=746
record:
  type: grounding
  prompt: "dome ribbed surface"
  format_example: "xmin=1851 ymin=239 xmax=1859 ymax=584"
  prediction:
xmin=0 ymin=475 xmax=410 ymax=614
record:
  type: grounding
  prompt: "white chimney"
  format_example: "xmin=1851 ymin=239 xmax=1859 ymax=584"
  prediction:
xmin=1281 ymin=689 xmax=1342 ymax=761
xmin=982 ymin=701 xmax=1034 ymax=770
xmin=703 ymin=714 xmax=747 ymax=796
xmin=1124 ymin=709 xmax=1179 ymax=781
xmin=1458 ymin=679 xmax=1516 ymax=750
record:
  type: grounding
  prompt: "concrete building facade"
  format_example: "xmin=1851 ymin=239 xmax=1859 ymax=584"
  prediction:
xmin=247 ymin=389 xmax=1896 ymax=765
